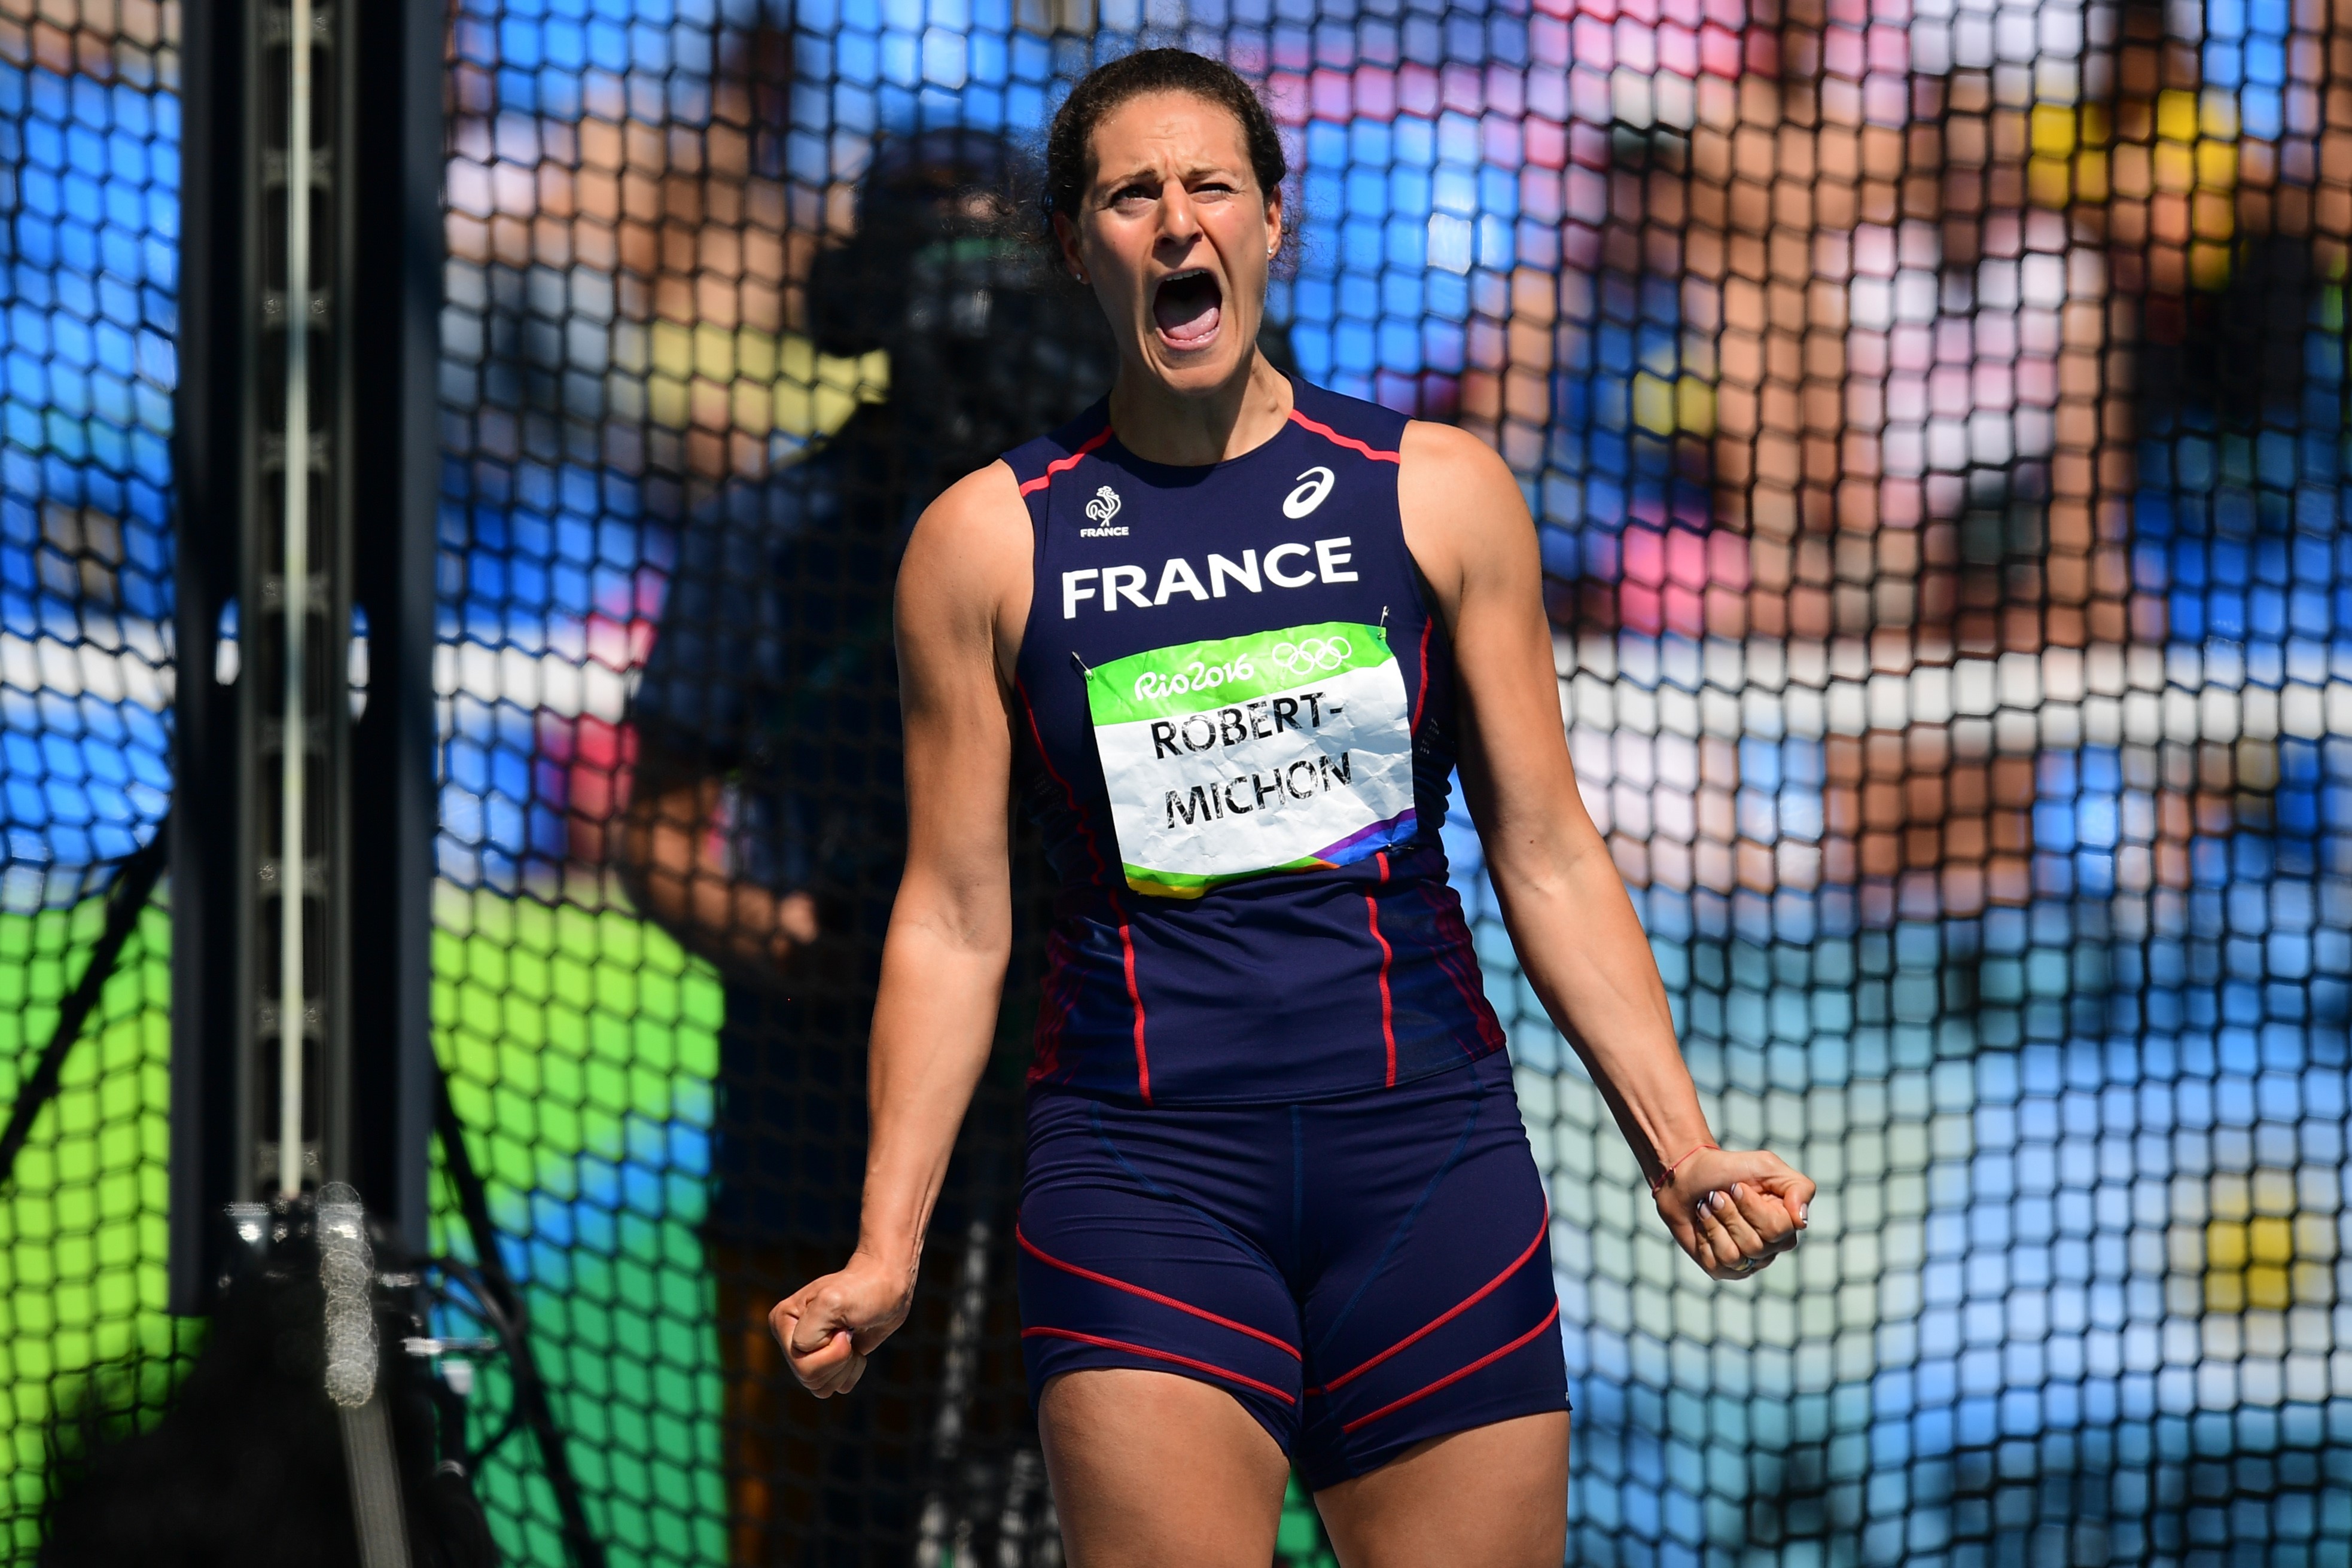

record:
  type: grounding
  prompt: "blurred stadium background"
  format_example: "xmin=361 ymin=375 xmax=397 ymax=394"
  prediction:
xmin=2 ymin=0 xmax=2351 ymax=1561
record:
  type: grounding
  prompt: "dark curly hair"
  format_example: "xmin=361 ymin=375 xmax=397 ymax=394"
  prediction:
xmin=1041 ymin=49 xmax=1288 ymax=238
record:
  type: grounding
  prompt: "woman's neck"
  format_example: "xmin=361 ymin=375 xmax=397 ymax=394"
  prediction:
xmin=1106 ymin=350 xmax=1293 ymax=467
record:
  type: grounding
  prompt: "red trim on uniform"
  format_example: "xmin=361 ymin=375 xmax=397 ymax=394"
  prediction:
xmin=1018 ymin=683 xmax=1109 ymax=881
xmin=1026 ymin=929 xmax=1076 ymax=1084
xmin=1422 ymin=883 xmax=1511 ymax=1053
xmin=1021 ymin=1327 xmax=1298 ymax=1405
xmin=1336 ymin=1301 xmax=1561 ymax=1435
xmin=1016 ymin=424 xmax=1114 ymax=496
xmin=1288 ymin=407 xmax=1403 ymax=463
xmin=1311 ymin=1213 xmax=1549 ymax=1396
xmin=1017 ymin=683 xmax=1139 ymax=1085
xmin=1367 ymin=852 xmax=1397 ymax=1087
xmin=1123 ymin=926 xmax=1151 ymax=1104
xmin=1409 ymin=617 xmax=1433 ymax=733
xmin=1017 ymin=1228 xmax=1300 ymax=1359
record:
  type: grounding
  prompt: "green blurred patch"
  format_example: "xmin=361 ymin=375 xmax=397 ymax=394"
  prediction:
xmin=0 ymin=886 xmax=1338 ymax=1567
xmin=431 ymin=884 xmax=729 ymax=1568
xmin=0 ymin=897 xmax=190 ymax=1561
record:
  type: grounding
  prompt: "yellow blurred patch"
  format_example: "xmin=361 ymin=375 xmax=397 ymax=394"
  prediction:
xmin=2190 ymin=242 xmax=2233 ymax=292
xmin=2072 ymin=150 xmax=2110 ymax=205
xmin=2157 ymin=90 xmax=2199 ymax=145
xmin=2029 ymin=157 xmax=2071 ymax=209
xmin=2199 ymin=87 xmax=2241 ymax=141
xmin=1633 ymin=373 xmax=1675 ymax=437
xmin=2031 ymin=103 xmax=2077 ymax=158
xmin=2027 ymin=106 xmax=2116 ymax=208
xmin=1675 ymin=376 xmax=1716 ymax=438
xmin=647 ymin=322 xmax=889 ymax=449
xmin=2153 ymin=142 xmax=2195 ymax=196
xmin=2203 ymin=1170 xmax=2338 ymax=1314
xmin=2196 ymin=140 xmax=2238 ymax=193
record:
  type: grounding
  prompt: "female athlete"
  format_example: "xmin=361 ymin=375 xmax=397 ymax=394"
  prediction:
xmin=772 ymin=48 xmax=1817 ymax=1566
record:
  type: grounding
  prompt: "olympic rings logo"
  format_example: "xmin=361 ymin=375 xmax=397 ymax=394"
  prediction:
xmin=1131 ymin=654 xmax=1257 ymax=702
xmin=1269 ymin=637 xmax=1350 ymax=676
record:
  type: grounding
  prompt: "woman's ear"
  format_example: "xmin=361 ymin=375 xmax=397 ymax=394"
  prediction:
xmin=1052 ymin=210 xmax=1088 ymax=285
xmin=1263 ymin=190 xmax=1283 ymax=260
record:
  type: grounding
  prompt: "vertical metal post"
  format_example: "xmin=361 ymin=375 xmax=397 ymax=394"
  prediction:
xmin=347 ymin=0 xmax=446 ymax=1264
xmin=278 ymin=0 xmax=316 ymax=1203
xmin=172 ymin=0 xmax=441 ymax=1305
xmin=167 ymin=0 xmax=254 ymax=1314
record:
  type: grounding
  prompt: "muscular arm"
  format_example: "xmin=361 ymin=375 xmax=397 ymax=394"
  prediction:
xmin=612 ymin=775 xmax=817 ymax=990
xmin=1399 ymin=421 xmax=1814 ymax=1279
xmin=770 ymin=459 xmax=1035 ymax=1394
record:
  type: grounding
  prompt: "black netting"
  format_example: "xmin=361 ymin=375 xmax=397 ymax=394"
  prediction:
xmin=2 ymin=0 xmax=2351 ymax=1561
xmin=423 ymin=1 xmax=2352 ymax=1558
xmin=0 ymin=0 xmax=184 ymax=1553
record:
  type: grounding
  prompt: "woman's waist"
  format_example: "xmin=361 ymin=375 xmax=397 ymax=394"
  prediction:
xmin=1047 ymin=843 xmax=1456 ymax=928
xmin=1035 ymin=871 xmax=1494 ymax=1038
xmin=1025 ymin=1041 xmax=1508 ymax=1116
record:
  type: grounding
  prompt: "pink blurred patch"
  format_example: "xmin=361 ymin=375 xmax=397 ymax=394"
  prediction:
xmin=1612 ymin=524 xmax=1751 ymax=637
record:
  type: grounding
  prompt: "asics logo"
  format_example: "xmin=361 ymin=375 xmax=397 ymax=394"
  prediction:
xmin=1282 ymin=466 xmax=1336 ymax=519
xmin=1269 ymin=636 xmax=1351 ymax=675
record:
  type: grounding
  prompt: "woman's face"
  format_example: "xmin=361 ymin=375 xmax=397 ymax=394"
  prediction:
xmin=1056 ymin=90 xmax=1281 ymax=398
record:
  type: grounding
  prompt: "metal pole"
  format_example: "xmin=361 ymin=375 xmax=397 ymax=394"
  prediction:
xmin=279 ymin=0 xmax=315 ymax=1200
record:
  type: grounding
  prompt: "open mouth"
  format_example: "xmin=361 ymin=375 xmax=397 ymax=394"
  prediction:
xmin=1150 ymin=269 xmax=1223 ymax=351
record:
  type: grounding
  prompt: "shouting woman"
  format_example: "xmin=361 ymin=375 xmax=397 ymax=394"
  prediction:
xmin=772 ymin=48 xmax=1815 ymax=1566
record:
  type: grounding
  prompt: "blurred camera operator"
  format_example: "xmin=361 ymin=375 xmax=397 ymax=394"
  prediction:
xmin=612 ymin=130 xmax=1116 ymax=1565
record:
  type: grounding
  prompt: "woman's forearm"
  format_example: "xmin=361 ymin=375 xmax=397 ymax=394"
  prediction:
xmin=1491 ymin=829 xmax=1716 ymax=1187
xmin=851 ymin=901 xmax=1010 ymax=1280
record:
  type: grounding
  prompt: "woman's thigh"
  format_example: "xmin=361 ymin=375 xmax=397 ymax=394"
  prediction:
xmin=1294 ymin=1052 xmax=1568 ymax=1485
xmin=1038 ymin=1368 xmax=1293 ymax=1568
xmin=1313 ymin=1411 xmax=1569 ymax=1568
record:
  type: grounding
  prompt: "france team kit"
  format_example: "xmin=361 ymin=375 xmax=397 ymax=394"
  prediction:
xmin=1002 ymin=381 xmax=1570 ymax=1484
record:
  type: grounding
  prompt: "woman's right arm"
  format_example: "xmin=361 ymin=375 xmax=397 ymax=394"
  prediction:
xmin=770 ymin=460 xmax=1035 ymax=1397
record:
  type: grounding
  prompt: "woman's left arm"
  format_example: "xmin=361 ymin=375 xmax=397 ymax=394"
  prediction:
xmin=1399 ymin=421 xmax=1815 ymax=1280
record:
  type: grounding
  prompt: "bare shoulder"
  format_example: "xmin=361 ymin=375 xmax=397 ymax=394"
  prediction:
xmin=898 ymin=456 xmax=1030 ymax=611
xmin=1396 ymin=420 xmax=1537 ymax=605
xmin=1400 ymin=419 xmax=1530 ymax=514
xmin=897 ymin=459 xmax=1033 ymax=645
xmin=903 ymin=460 xmax=1031 ymax=583
xmin=1399 ymin=417 xmax=1517 ymax=481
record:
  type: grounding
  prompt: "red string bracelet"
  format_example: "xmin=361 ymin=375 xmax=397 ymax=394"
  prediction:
xmin=1647 ymin=1140 xmax=1719 ymax=1192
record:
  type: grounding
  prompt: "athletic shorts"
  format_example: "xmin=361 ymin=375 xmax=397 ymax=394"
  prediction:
xmin=1016 ymin=1050 xmax=1568 ymax=1489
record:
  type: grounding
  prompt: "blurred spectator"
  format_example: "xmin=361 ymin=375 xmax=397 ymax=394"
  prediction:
xmin=612 ymin=130 xmax=1116 ymax=1565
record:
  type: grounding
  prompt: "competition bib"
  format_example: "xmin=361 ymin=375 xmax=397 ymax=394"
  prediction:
xmin=1083 ymin=621 xmax=1418 ymax=899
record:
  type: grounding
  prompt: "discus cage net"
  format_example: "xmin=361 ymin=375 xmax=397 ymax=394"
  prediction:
xmin=2 ymin=0 xmax=2351 ymax=1563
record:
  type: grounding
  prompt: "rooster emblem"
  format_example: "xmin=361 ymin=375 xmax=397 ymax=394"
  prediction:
xmin=1084 ymin=486 xmax=1122 ymax=525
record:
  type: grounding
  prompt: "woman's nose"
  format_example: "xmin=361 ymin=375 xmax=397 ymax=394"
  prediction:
xmin=1157 ymin=185 xmax=1201 ymax=244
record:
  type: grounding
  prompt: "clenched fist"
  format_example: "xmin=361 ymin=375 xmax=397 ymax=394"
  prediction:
xmin=769 ymin=1251 xmax=917 ymax=1398
xmin=1654 ymin=1147 xmax=1814 ymax=1283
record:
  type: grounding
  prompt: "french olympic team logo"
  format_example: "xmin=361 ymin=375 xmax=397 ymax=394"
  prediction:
xmin=1080 ymin=485 xmax=1128 ymax=538
xmin=1282 ymin=466 xmax=1335 ymax=519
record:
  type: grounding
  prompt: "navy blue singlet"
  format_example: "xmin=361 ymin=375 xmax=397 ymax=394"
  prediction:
xmin=1006 ymin=380 xmax=1506 ymax=1105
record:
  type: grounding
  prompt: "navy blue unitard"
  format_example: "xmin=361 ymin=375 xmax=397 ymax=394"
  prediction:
xmin=1004 ymin=380 xmax=1567 ymax=1484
